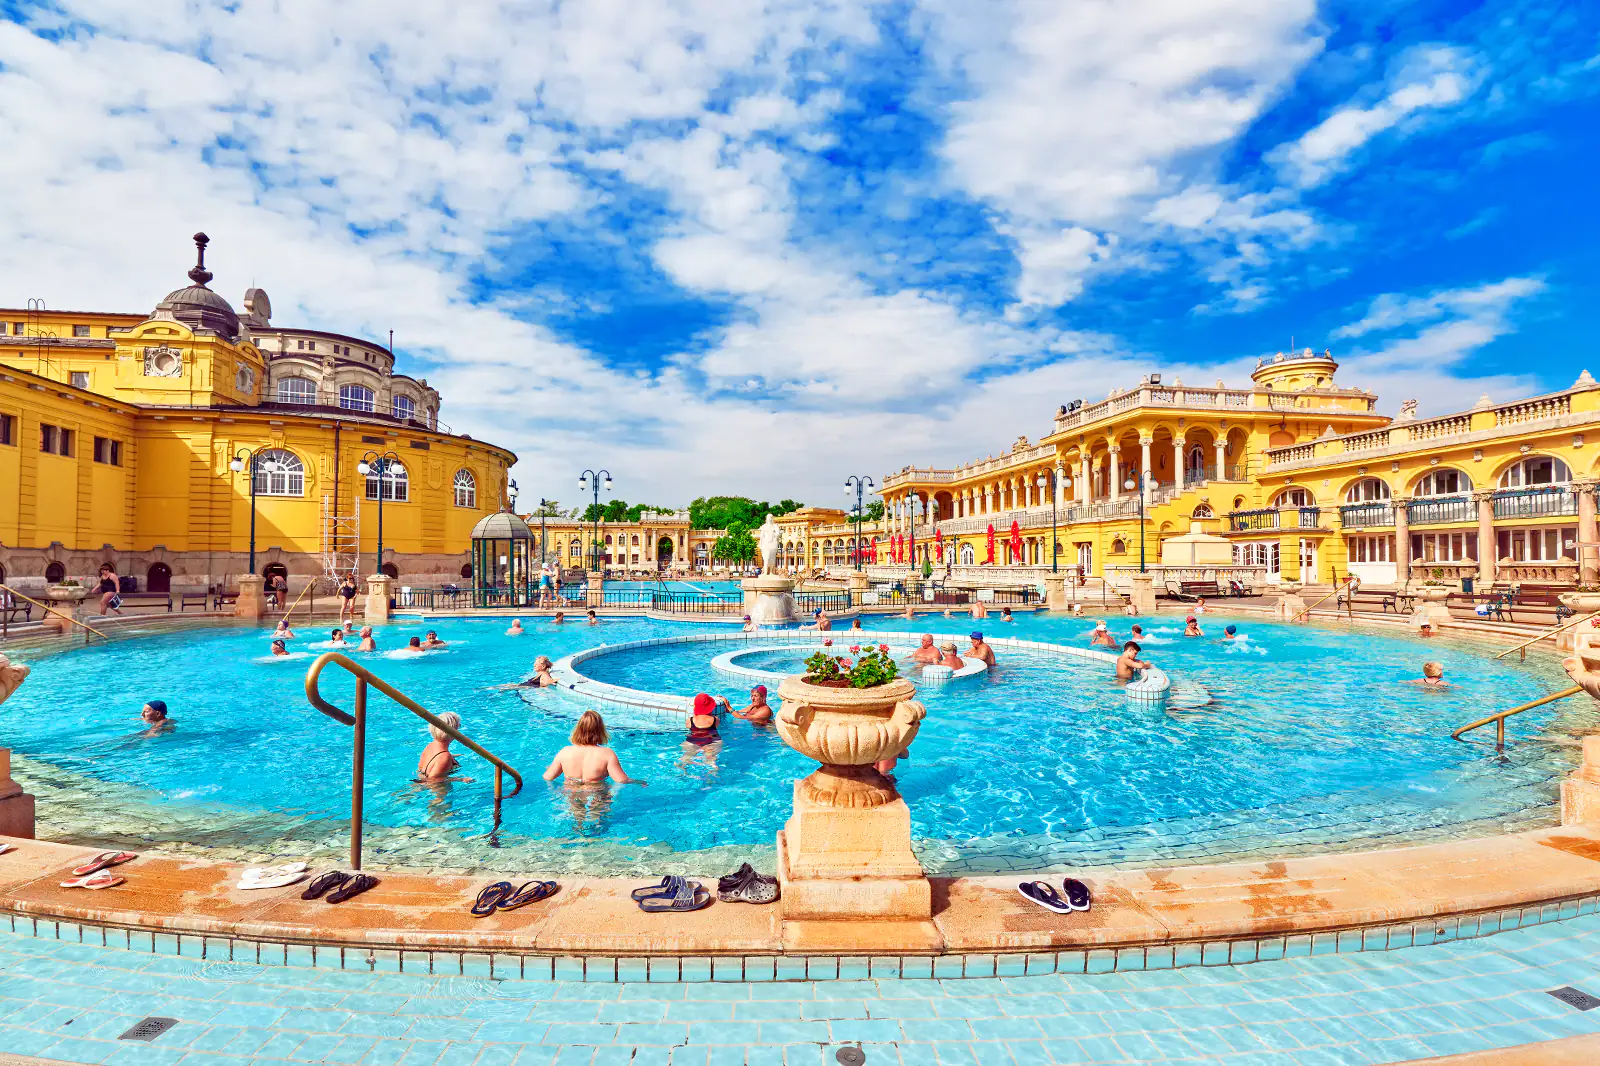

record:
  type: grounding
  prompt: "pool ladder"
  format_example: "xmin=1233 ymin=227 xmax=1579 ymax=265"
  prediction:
xmin=304 ymin=652 xmax=524 ymax=870
xmin=1452 ymin=684 xmax=1584 ymax=751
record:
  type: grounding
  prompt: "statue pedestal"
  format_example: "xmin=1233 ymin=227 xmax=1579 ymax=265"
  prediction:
xmin=846 ymin=571 xmax=869 ymax=608
xmin=0 ymin=749 xmax=35 ymax=839
xmin=1043 ymin=574 xmax=1067 ymax=610
xmin=1127 ymin=572 xmax=1157 ymax=615
xmin=1273 ymin=584 xmax=1308 ymax=623
xmin=1564 ymin=736 xmax=1600 ymax=825
xmin=1410 ymin=588 xmax=1451 ymax=632
xmin=364 ymin=574 xmax=394 ymax=624
xmin=235 ymin=574 xmax=266 ymax=620
xmin=586 ymin=572 xmax=605 ymax=610
xmin=743 ymin=575 xmax=796 ymax=626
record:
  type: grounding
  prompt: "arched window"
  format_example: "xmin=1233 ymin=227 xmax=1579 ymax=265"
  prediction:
xmin=364 ymin=458 xmax=408 ymax=501
xmin=277 ymin=377 xmax=316 ymax=405
xmin=1500 ymin=456 xmax=1571 ymax=488
xmin=631 ymin=535 xmax=640 ymax=546
xmin=960 ymin=543 xmax=975 ymax=566
xmin=1345 ymin=478 xmax=1392 ymax=503
xmin=1191 ymin=504 xmax=1214 ymax=519
xmin=453 ymin=469 xmax=476 ymax=508
xmin=1414 ymin=469 xmax=1472 ymax=497
xmin=253 ymin=449 xmax=305 ymax=497
xmin=423 ymin=408 xmax=435 ymax=428
xmin=1274 ymin=487 xmax=1314 ymax=507
xmin=146 ymin=563 xmax=172 ymax=593
xmin=1110 ymin=538 xmax=1126 ymax=555
xmin=569 ymin=542 xmax=580 ymax=559
xmin=339 ymin=384 xmax=376 ymax=412
xmin=45 ymin=561 xmax=66 ymax=583
xmin=392 ymin=395 xmax=416 ymax=421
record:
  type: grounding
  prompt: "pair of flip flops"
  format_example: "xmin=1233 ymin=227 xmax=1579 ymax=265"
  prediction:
xmin=632 ymin=875 xmax=712 ymax=912
xmin=60 ymin=871 xmax=124 ymax=890
xmin=237 ymin=862 xmax=308 ymax=891
xmin=1019 ymin=879 xmax=1092 ymax=914
xmin=300 ymin=870 xmax=378 ymax=904
xmin=471 ymin=880 xmax=558 ymax=917
xmin=72 ymin=851 xmax=136 ymax=878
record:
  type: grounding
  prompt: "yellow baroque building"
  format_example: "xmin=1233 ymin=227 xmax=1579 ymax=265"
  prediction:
xmin=528 ymin=512 xmax=723 ymax=574
xmin=0 ymin=234 xmax=515 ymax=596
xmin=881 ymin=350 xmax=1600 ymax=590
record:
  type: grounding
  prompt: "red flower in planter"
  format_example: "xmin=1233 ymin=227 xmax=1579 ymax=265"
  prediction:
xmin=823 ymin=639 xmax=833 ymax=646
xmin=849 ymin=644 xmax=861 ymax=653
xmin=878 ymin=643 xmax=890 ymax=653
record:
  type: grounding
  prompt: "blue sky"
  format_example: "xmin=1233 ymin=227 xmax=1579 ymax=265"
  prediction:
xmin=0 ymin=0 xmax=1596 ymax=503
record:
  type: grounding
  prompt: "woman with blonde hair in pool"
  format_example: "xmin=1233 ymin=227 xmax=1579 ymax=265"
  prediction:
xmin=417 ymin=711 xmax=464 ymax=781
xmin=1405 ymin=662 xmax=1449 ymax=689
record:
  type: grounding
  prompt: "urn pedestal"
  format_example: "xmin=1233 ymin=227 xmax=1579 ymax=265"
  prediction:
xmin=42 ymin=586 xmax=91 ymax=635
xmin=743 ymin=575 xmax=797 ymax=626
xmin=774 ymin=676 xmax=942 ymax=952
xmin=586 ymin=572 xmax=605 ymax=610
xmin=235 ymin=574 xmax=266 ymax=620
xmin=1126 ymin=572 xmax=1157 ymax=615
xmin=364 ymin=574 xmax=394 ymax=624
xmin=0 ymin=655 xmax=34 ymax=838
xmin=1410 ymin=586 xmax=1452 ymax=631
xmin=846 ymin=571 xmax=870 ymax=608
xmin=1273 ymin=581 xmax=1308 ymax=623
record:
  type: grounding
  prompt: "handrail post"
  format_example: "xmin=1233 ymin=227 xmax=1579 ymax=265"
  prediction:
xmin=1497 ymin=715 xmax=1505 ymax=752
xmin=351 ymin=676 xmax=366 ymax=871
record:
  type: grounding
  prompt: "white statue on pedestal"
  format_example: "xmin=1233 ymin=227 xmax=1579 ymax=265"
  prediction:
xmin=759 ymin=514 xmax=782 ymax=575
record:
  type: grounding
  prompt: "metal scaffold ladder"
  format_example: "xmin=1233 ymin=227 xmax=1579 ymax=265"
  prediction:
xmin=321 ymin=494 xmax=361 ymax=585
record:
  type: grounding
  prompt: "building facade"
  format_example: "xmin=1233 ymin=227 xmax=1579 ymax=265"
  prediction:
xmin=880 ymin=350 xmax=1600 ymax=589
xmin=528 ymin=511 xmax=723 ymax=574
xmin=0 ymin=234 xmax=514 ymax=595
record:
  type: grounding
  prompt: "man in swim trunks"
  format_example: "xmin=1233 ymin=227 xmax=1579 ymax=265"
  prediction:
xmin=731 ymin=685 xmax=773 ymax=725
xmin=357 ymin=626 xmax=377 ymax=651
xmin=1089 ymin=620 xmax=1117 ymax=647
xmin=338 ymin=574 xmax=359 ymax=624
xmin=1116 ymin=641 xmax=1151 ymax=680
xmin=1130 ymin=624 xmax=1143 ymax=640
xmin=967 ymin=631 xmax=995 ymax=668
xmin=910 ymin=634 xmax=940 ymax=665
xmin=939 ymin=641 xmax=965 ymax=669
xmin=421 ymin=629 xmax=447 ymax=649
xmin=506 ymin=619 xmax=524 ymax=636
xmin=970 ymin=600 xmax=987 ymax=620
xmin=542 ymin=710 xmax=643 ymax=784
xmin=586 ymin=609 xmax=598 ymax=626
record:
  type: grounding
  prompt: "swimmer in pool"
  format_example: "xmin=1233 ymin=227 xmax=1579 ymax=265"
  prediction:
xmin=1220 ymin=625 xmax=1238 ymax=642
xmin=910 ymin=634 xmax=940 ymax=665
xmin=357 ymin=625 xmax=377 ymax=651
xmin=586 ymin=609 xmax=598 ymax=626
xmin=421 ymin=629 xmax=447 ymax=649
xmin=329 ymin=628 xmax=347 ymax=645
xmin=270 ymin=639 xmax=289 ymax=656
xmin=1194 ymin=597 xmax=1208 ymax=615
xmin=942 ymin=609 xmax=954 ymax=618
xmin=967 ymin=631 xmax=996 ymax=668
xmin=970 ymin=600 xmax=987 ymax=620
xmin=541 ymin=711 xmax=643 ymax=784
xmin=553 ymin=611 xmax=566 ymax=625
xmin=272 ymin=619 xmax=295 ymax=640
xmin=731 ymin=684 xmax=773 ymax=725
xmin=1184 ymin=616 xmax=1203 ymax=637
xmin=495 ymin=655 xmax=557 ymax=689
xmin=403 ymin=636 xmax=424 ymax=653
xmin=901 ymin=604 xmax=917 ymax=620
xmin=1419 ymin=623 xmax=1436 ymax=638
xmin=938 ymin=641 xmax=965 ymax=670
xmin=742 ymin=615 xmax=757 ymax=633
xmin=140 ymin=700 xmax=173 ymax=733
xmin=1130 ymin=624 xmax=1144 ymax=640
xmin=1406 ymin=661 xmax=1449 ymax=689
xmin=803 ymin=609 xmax=833 ymax=631
xmin=849 ymin=617 xmax=864 ymax=632
xmin=417 ymin=711 xmax=464 ymax=781
xmin=1115 ymin=641 xmax=1151 ymax=681
xmin=1089 ymin=620 xmax=1117 ymax=647
xmin=506 ymin=619 xmax=524 ymax=636
xmin=1000 ymin=607 xmax=1013 ymax=622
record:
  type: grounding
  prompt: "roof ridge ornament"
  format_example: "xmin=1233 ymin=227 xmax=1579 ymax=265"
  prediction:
xmin=187 ymin=232 xmax=213 ymax=287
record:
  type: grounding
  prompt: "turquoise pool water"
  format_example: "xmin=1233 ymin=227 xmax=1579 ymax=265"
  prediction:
xmin=604 ymin=580 xmax=740 ymax=596
xmin=0 ymin=612 xmax=1589 ymax=876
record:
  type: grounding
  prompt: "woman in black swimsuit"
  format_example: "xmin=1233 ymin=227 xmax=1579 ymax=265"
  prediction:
xmin=96 ymin=564 xmax=123 ymax=617
xmin=338 ymin=574 xmax=359 ymax=624
xmin=417 ymin=711 xmax=463 ymax=780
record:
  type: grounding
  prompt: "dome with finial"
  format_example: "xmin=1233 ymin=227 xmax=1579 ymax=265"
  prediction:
xmin=154 ymin=232 xmax=240 ymax=340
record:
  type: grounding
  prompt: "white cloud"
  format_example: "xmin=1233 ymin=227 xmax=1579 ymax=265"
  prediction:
xmin=1274 ymin=44 xmax=1483 ymax=187
xmin=1331 ymin=276 xmax=1543 ymax=340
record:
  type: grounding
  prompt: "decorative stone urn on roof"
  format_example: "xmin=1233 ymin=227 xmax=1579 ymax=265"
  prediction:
xmin=773 ymin=668 xmax=941 ymax=952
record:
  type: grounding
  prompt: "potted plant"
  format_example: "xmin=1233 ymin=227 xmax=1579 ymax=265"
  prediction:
xmin=1560 ymin=584 xmax=1600 ymax=615
xmin=1416 ymin=567 xmax=1452 ymax=603
xmin=776 ymin=644 xmax=924 ymax=809
xmin=44 ymin=580 xmax=90 ymax=603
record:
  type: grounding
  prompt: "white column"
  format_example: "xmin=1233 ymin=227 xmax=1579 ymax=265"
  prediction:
xmin=1173 ymin=439 xmax=1185 ymax=493
xmin=1056 ymin=465 xmax=1067 ymax=506
xmin=1141 ymin=438 xmax=1153 ymax=504
xmin=1109 ymin=448 xmax=1122 ymax=502
xmin=1079 ymin=457 xmax=1090 ymax=502
xmin=1215 ymin=440 xmax=1227 ymax=481
xmin=1024 ymin=479 xmax=1033 ymax=509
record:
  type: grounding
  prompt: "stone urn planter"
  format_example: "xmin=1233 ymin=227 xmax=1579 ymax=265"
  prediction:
xmin=773 ymin=672 xmax=940 ymax=952
xmin=44 ymin=585 xmax=91 ymax=604
xmin=775 ymin=675 xmax=923 ymax=809
xmin=1415 ymin=586 xmax=1452 ymax=603
xmin=1559 ymin=592 xmax=1600 ymax=615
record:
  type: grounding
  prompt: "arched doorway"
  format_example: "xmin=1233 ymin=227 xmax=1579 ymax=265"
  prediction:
xmin=381 ymin=562 xmax=399 ymax=579
xmin=657 ymin=537 xmax=674 ymax=567
xmin=146 ymin=563 xmax=172 ymax=593
xmin=45 ymin=561 xmax=66 ymax=584
xmin=262 ymin=562 xmax=288 ymax=585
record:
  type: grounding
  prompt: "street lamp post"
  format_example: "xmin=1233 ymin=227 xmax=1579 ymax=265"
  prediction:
xmin=905 ymin=493 xmax=918 ymax=571
xmin=844 ymin=475 xmax=874 ymax=571
xmin=578 ymin=469 xmax=613 ymax=573
xmin=357 ymin=449 xmax=402 ymax=575
xmin=1037 ymin=469 xmax=1059 ymax=573
xmin=229 ymin=446 xmax=283 ymax=575
xmin=1123 ymin=473 xmax=1148 ymax=573
xmin=538 ymin=497 xmax=550 ymax=569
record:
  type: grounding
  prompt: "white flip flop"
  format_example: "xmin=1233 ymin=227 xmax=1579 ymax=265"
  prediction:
xmin=239 ymin=861 xmax=308 ymax=880
xmin=60 ymin=872 xmax=125 ymax=890
xmin=237 ymin=870 xmax=307 ymax=891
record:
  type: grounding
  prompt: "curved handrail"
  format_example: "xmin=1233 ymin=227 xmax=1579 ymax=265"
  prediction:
xmin=1293 ymin=577 xmax=1351 ymax=621
xmin=304 ymin=651 xmax=524 ymax=869
xmin=1452 ymin=683 xmax=1583 ymax=750
xmin=1495 ymin=610 xmax=1600 ymax=660
xmin=305 ymin=652 xmax=523 ymax=795
xmin=0 ymin=582 xmax=110 ymax=641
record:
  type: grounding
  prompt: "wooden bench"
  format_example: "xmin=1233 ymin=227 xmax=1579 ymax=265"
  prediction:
xmin=1337 ymin=588 xmax=1412 ymax=614
xmin=1504 ymin=583 xmax=1575 ymax=623
xmin=1 ymin=598 xmax=34 ymax=624
xmin=113 ymin=591 xmax=172 ymax=613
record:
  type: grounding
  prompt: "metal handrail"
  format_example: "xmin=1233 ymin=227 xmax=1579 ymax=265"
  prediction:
xmin=304 ymin=651 xmax=524 ymax=869
xmin=1495 ymin=610 xmax=1600 ymax=660
xmin=0 ymin=583 xmax=110 ymax=642
xmin=1292 ymin=578 xmax=1352 ymax=622
xmin=1452 ymin=684 xmax=1583 ymax=750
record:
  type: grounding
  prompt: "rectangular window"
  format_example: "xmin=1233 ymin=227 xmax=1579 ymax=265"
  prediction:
xmin=1497 ymin=527 xmax=1576 ymax=562
xmin=1348 ymin=534 xmax=1393 ymax=563
xmin=71 ymin=324 xmax=90 ymax=337
xmin=70 ymin=371 xmax=90 ymax=389
xmin=0 ymin=413 xmax=13 ymax=446
xmin=59 ymin=428 xmax=72 ymax=457
xmin=10 ymin=322 xmax=22 ymax=335
xmin=1411 ymin=531 xmax=1478 ymax=562
xmin=93 ymin=436 xmax=121 ymax=465
xmin=40 ymin=424 xmax=57 ymax=454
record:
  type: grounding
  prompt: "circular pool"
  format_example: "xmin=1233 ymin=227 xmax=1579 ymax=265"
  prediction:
xmin=0 ymin=612 xmax=1590 ymax=876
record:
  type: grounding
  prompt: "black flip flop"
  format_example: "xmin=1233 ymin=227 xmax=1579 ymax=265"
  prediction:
xmin=326 ymin=873 xmax=378 ymax=904
xmin=1063 ymin=878 xmax=1092 ymax=912
xmin=472 ymin=881 xmax=514 ymax=917
xmin=301 ymin=871 xmax=351 ymax=901
xmin=1018 ymin=881 xmax=1071 ymax=914
xmin=499 ymin=880 xmax=558 ymax=911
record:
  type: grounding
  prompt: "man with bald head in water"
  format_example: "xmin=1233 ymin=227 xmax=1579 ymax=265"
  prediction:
xmin=910 ymin=634 xmax=939 ymax=665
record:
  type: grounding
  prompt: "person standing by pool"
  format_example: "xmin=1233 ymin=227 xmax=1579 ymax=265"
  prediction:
xmin=539 ymin=564 xmax=554 ymax=608
xmin=910 ymin=634 xmax=939 ymax=665
xmin=1090 ymin=620 xmax=1116 ymax=647
xmin=417 ymin=711 xmax=463 ymax=781
xmin=1115 ymin=641 xmax=1152 ymax=680
xmin=967 ymin=631 xmax=996 ymax=668
xmin=542 ymin=710 xmax=644 ymax=784
xmin=96 ymin=564 xmax=123 ymax=617
xmin=731 ymin=685 xmax=773 ymax=725
xmin=357 ymin=626 xmax=377 ymax=651
xmin=338 ymin=574 xmax=359 ymax=624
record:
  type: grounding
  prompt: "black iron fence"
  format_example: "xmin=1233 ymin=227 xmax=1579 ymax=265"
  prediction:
xmin=651 ymin=591 xmax=743 ymax=615
xmin=1493 ymin=487 xmax=1578 ymax=519
xmin=795 ymin=590 xmax=853 ymax=615
xmin=1406 ymin=497 xmax=1476 ymax=525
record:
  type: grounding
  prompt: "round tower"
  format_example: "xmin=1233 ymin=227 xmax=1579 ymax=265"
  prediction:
xmin=1251 ymin=348 xmax=1338 ymax=392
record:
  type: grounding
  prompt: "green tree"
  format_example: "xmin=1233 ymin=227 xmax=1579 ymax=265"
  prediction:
xmin=712 ymin=521 xmax=758 ymax=565
xmin=861 ymin=500 xmax=884 ymax=522
xmin=529 ymin=499 xmax=564 ymax=517
xmin=689 ymin=495 xmax=806 ymax=530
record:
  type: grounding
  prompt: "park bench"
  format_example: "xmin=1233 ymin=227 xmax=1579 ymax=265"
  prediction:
xmin=1336 ymin=588 xmax=1412 ymax=614
xmin=1502 ymin=583 xmax=1575 ymax=624
xmin=1 ymin=597 xmax=33 ymax=624
xmin=113 ymin=591 xmax=172 ymax=613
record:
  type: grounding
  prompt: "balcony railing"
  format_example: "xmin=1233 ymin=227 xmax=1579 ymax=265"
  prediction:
xmin=1227 ymin=507 xmax=1324 ymax=532
xmin=1406 ymin=497 xmax=1476 ymax=525
xmin=1492 ymin=486 xmax=1578 ymax=519
xmin=1229 ymin=509 xmax=1279 ymax=532
xmin=1339 ymin=502 xmax=1395 ymax=528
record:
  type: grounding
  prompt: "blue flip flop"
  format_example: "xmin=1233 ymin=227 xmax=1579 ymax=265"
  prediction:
xmin=631 ymin=875 xmax=684 ymax=901
xmin=472 ymin=881 xmax=515 ymax=917
xmin=638 ymin=879 xmax=711 ymax=913
xmin=499 ymin=880 xmax=559 ymax=910
xmin=1018 ymin=881 xmax=1071 ymax=914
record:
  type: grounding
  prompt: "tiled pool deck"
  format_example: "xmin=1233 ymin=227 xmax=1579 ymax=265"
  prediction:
xmin=5 ymin=911 xmax=1600 ymax=1066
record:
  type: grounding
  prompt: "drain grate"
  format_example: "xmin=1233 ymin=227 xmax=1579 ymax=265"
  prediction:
xmin=119 ymin=1017 xmax=180 ymax=1042
xmin=1547 ymin=987 xmax=1600 ymax=1011
xmin=836 ymin=1047 xmax=866 ymax=1066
